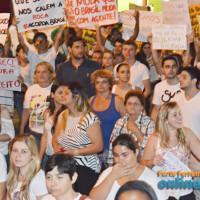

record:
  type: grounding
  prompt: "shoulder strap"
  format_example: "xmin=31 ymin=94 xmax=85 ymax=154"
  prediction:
xmin=80 ymin=195 xmax=90 ymax=200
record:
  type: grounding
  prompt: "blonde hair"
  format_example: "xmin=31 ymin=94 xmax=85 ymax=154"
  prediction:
xmin=7 ymin=134 xmax=40 ymax=200
xmin=57 ymin=82 xmax=91 ymax=136
xmin=156 ymin=102 xmax=187 ymax=149
xmin=91 ymin=69 xmax=115 ymax=90
xmin=33 ymin=62 xmax=56 ymax=84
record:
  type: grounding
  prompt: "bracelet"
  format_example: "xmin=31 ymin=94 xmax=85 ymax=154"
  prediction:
xmin=73 ymin=149 xmax=79 ymax=156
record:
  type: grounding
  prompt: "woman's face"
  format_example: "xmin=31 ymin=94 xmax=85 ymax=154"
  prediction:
xmin=62 ymin=87 xmax=75 ymax=107
xmin=95 ymin=77 xmax=110 ymax=93
xmin=102 ymin=53 xmax=115 ymax=68
xmin=46 ymin=166 xmax=74 ymax=198
xmin=113 ymin=145 xmax=138 ymax=167
xmin=126 ymin=96 xmax=143 ymax=116
xmin=117 ymin=65 xmax=130 ymax=82
xmin=11 ymin=141 xmax=32 ymax=170
xmin=52 ymin=86 xmax=67 ymax=105
xmin=118 ymin=191 xmax=151 ymax=200
xmin=142 ymin=44 xmax=151 ymax=57
xmin=18 ymin=48 xmax=26 ymax=60
xmin=166 ymin=106 xmax=182 ymax=130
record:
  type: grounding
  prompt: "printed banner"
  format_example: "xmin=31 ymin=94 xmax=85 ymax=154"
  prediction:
xmin=0 ymin=13 xmax=10 ymax=44
xmin=64 ymin=0 xmax=118 ymax=28
xmin=161 ymin=0 xmax=192 ymax=33
xmin=152 ymin=24 xmax=187 ymax=50
xmin=0 ymin=58 xmax=21 ymax=91
xmin=189 ymin=4 xmax=200 ymax=38
xmin=13 ymin=0 xmax=66 ymax=32
xmin=119 ymin=10 xmax=163 ymax=42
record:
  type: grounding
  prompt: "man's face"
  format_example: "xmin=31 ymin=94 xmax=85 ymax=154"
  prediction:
xmin=122 ymin=44 xmax=137 ymax=60
xmin=70 ymin=41 xmax=85 ymax=59
xmin=114 ymin=42 xmax=123 ymax=56
xmin=34 ymin=37 xmax=47 ymax=50
xmin=35 ymin=64 xmax=52 ymax=85
xmin=179 ymin=70 xmax=195 ymax=90
xmin=92 ymin=52 xmax=102 ymax=65
xmin=162 ymin=59 xmax=178 ymax=80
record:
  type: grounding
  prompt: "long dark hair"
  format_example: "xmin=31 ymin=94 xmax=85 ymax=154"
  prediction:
xmin=49 ymin=81 xmax=67 ymax=134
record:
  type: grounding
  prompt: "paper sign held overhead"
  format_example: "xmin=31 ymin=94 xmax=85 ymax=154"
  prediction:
xmin=0 ymin=13 xmax=10 ymax=45
xmin=13 ymin=0 xmax=66 ymax=32
xmin=152 ymin=24 xmax=187 ymax=50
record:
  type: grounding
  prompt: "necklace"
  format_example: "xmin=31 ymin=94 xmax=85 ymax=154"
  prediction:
xmin=96 ymin=94 xmax=111 ymax=111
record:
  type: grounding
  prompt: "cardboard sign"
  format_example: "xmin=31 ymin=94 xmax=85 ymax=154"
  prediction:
xmin=13 ymin=0 xmax=66 ymax=32
xmin=152 ymin=24 xmax=187 ymax=50
xmin=119 ymin=10 xmax=163 ymax=42
xmin=161 ymin=0 xmax=192 ymax=34
xmin=189 ymin=4 xmax=200 ymax=38
xmin=0 ymin=58 xmax=21 ymax=91
xmin=64 ymin=0 xmax=118 ymax=28
xmin=0 ymin=13 xmax=10 ymax=44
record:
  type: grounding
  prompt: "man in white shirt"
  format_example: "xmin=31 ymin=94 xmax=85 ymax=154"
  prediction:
xmin=175 ymin=67 xmax=200 ymax=200
xmin=114 ymin=40 xmax=151 ymax=99
xmin=151 ymin=55 xmax=181 ymax=121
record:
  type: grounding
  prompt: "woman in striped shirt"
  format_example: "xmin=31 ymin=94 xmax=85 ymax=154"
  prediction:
xmin=52 ymin=82 xmax=103 ymax=195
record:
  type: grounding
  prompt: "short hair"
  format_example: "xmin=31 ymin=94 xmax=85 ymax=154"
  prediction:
xmin=181 ymin=67 xmax=200 ymax=88
xmin=161 ymin=55 xmax=177 ymax=68
xmin=114 ymin=180 xmax=158 ymax=200
xmin=124 ymin=90 xmax=145 ymax=107
xmin=92 ymin=50 xmax=103 ymax=57
xmin=123 ymin=40 xmax=137 ymax=50
xmin=91 ymin=69 xmax=115 ymax=90
xmin=116 ymin=63 xmax=129 ymax=72
xmin=33 ymin=32 xmax=47 ymax=43
xmin=114 ymin=38 xmax=125 ymax=46
xmin=112 ymin=134 xmax=138 ymax=154
xmin=103 ymin=50 xmax=115 ymax=59
xmin=45 ymin=154 xmax=76 ymax=180
xmin=67 ymin=36 xmax=84 ymax=48
xmin=33 ymin=62 xmax=56 ymax=84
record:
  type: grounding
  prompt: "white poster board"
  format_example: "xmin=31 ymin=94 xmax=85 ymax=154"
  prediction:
xmin=64 ymin=0 xmax=118 ymax=28
xmin=119 ymin=10 xmax=163 ymax=42
xmin=13 ymin=0 xmax=66 ymax=32
xmin=152 ymin=24 xmax=187 ymax=50
xmin=161 ymin=0 xmax=192 ymax=33
xmin=0 ymin=13 xmax=10 ymax=44
xmin=0 ymin=58 xmax=21 ymax=91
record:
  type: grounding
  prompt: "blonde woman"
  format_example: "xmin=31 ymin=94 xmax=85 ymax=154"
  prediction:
xmin=7 ymin=134 xmax=48 ymax=200
xmin=52 ymin=82 xmax=103 ymax=195
xmin=141 ymin=101 xmax=200 ymax=200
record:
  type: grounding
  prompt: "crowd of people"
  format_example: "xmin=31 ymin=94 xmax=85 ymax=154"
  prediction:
xmin=1 ymin=9 xmax=200 ymax=200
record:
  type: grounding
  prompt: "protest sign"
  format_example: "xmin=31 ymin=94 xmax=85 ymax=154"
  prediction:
xmin=189 ymin=4 xmax=200 ymax=38
xmin=152 ymin=24 xmax=187 ymax=50
xmin=161 ymin=0 xmax=192 ymax=34
xmin=187 ymin=0 xmax=200 ymax=7
xmin=64 ymin=0 xmax=118 ymax=28
xmin=12 ymin=0 xmax=66 ymax=32
xmin=153 ymin=151 xmax=191 ymax=182
xmin=0 ymin=58 xmax=21 ymax=91
xmin=119 ymin=10 xmax=163 ymax=42
xmin=0 ymin=13 xmax=10 ymax=44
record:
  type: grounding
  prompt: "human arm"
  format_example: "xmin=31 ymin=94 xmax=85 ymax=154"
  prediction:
xmin=141 ymin=134 xmax=165 ymax=168
xmin=53 ymin=25 xmax=64 ymax=52
xmin=96 ymin=24 xmax=106 ymax=52
xmin=129 ymin=10 xmax=139 ymax=41
xmin=14 ymin=17 xmax=29 ymax=55
xmin=19 ymin=108 xmax=31 ymax=134
xmin=90 ymin=163 xmax=134 ymax=200
xmin=0 ymin=182 xmax=6 ymax=200
xmin=39 ymin=110 xmax=49 ymax=161
xmin=143 ymin=78 xmax=151 ymax=98
xmin=147 ymin=34 xmax=162 ymax=76
xmin=115 ymin=96 xmax=126 ymax=117
xmin=150 ymin=104 xmax=161 ymax=122
xmin=4 ymin=31 xmax=11 ymax=57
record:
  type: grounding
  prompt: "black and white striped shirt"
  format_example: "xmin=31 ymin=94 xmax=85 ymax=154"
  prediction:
xmin=58 ymin=112 xmax=101 ymax=173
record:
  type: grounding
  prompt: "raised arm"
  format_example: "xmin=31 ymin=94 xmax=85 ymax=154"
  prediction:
xmin=129 ymin=10 xmax=140 ymax=41
xmin=53 ymin=25 xmax=64 ymax=52
xmin=96 ymin=24 xmax=106 ymax=52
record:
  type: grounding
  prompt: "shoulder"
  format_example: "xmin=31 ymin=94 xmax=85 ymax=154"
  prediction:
xmin=115 ymin=95 xmax=124 ymax=104
xmin=88 ymin=96 xmax=95 ymax=104
xmin=135 ymin=61 xmax=149 ymax=70
xmin=83 ymin=112 xmax=100 ymax=124
xmin=84 ymin=59 xmax=100 ymax=69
